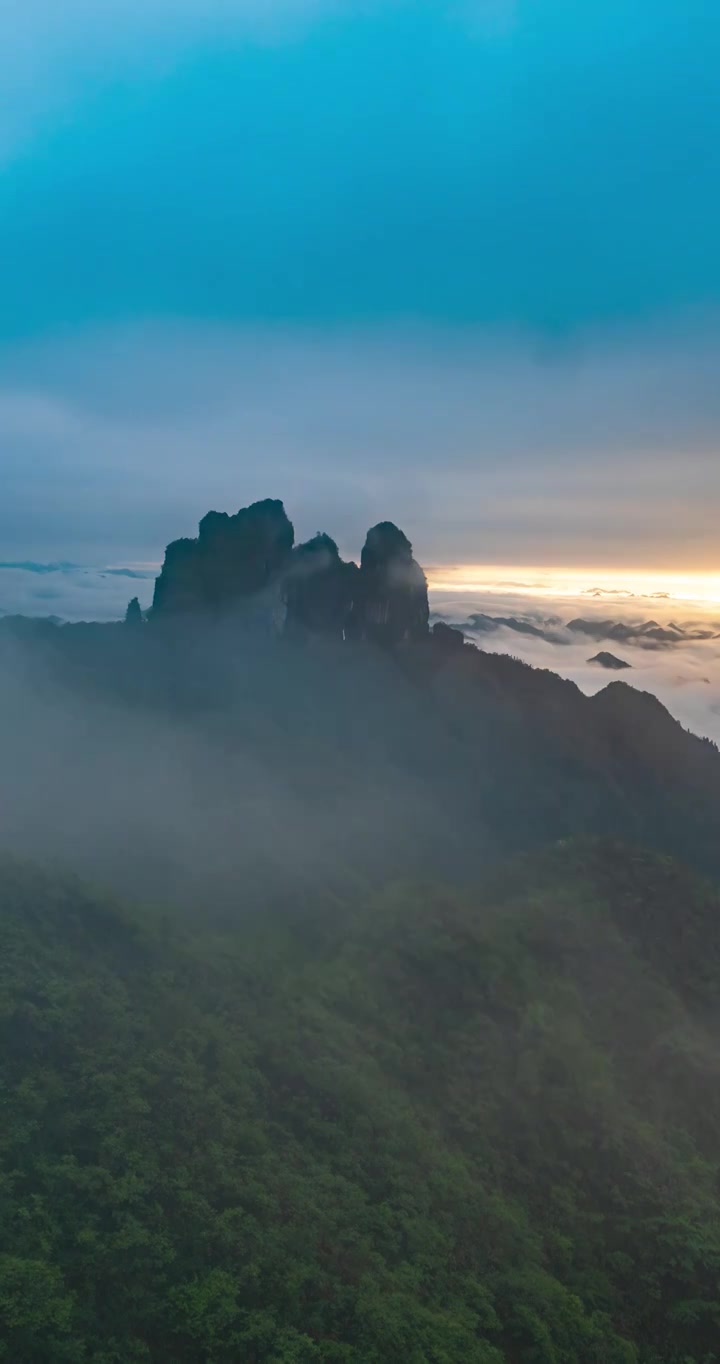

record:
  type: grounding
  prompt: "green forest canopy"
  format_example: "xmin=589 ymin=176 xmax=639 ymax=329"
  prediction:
xmin=2 ymin=841 xmax=720 ymax=1363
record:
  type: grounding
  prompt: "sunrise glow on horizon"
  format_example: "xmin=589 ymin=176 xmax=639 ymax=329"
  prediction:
xmin=426 ymin=565 xmax=720 ymax=612
xmin=119 ymin=560 xmax=720 ymax=614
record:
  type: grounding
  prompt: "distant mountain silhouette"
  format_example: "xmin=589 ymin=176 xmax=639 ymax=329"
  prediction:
xmin=568 ymin=617 xmax=719 ymax=645
xmin=588 ymin=651 xmax=631 ymax=670
xmin=461 ymin=612 xmax=568 ymax=644
xmin=457 ymin=612 xmax=720 ymax=649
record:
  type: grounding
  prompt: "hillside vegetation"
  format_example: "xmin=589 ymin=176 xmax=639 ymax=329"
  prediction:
xmin=3 ymin=498 xmax=720 ymax=1361
xmin=2 ymin=843 xmax=720 ymax=1362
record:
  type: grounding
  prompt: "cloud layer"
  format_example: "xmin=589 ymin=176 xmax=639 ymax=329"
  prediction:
xmin=4 ymin=557 xmax=720 ymax=746
xmin=0 ymin=563 xmax=156 ymax=622
xmin=2 ymin=320 xmax=720 ymax=567
xmin=432 ymin=589 xmax=720 ymax=744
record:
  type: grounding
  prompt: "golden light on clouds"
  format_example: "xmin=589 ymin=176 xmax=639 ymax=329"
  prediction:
xmin=426 ymin=565 xmax=720 ymax=613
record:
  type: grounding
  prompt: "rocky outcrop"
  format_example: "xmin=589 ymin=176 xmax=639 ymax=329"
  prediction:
xmin=152 ymin=500 xmax=430 ymax=648
xmin=153 ymin=538 xmax=204 ymax=614
xmin=125 ymin=597 xmax=144 ymax=627
xmin=153 ymin=499 xmax=294 ymax=615
xmin=284 ymin=522 xmax=429 ymax=645
xmin=354 ymin=522 xmax=429 ymax=647
xmin=432 ymin=621 xmax=465 ymax=652
xmin=284 ymin=535 xmax=358 ymax=639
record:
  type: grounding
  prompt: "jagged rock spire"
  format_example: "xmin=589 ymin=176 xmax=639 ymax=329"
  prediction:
xmin=125 ymin=597 xmax=143 ymax=627
xmin=355 ymin=522 xmax=429 ymax=646
xmin=153 ymin=499 xmax=294 ymax=614
xmin=151 ymin=500 xmax=430 ymax=648
xmin=284 ymin=534 xmax=358 ymax=638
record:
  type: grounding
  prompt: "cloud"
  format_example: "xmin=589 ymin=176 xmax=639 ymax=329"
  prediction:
xmin=454 ymin=613 xmax=720 ymax=649
xmin=432 ymin=588 xmax=720 ymax=744
xmin=0 ymin=563 xmax=156 ymax=622
xmin=2 ymin=319 xmax=720 ymax=567
xmin=1 ymin=0 xmax=334 ymax=58
xmin=0 ymin=0 xmax=340 ymax=160
xmin=0 ymin=0 xmax=338 ymax=62
xmin=0 ymin=561 xmax=78 ymax=575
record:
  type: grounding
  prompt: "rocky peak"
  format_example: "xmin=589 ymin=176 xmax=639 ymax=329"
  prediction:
xmin=153 ymin=498 xmax=294 ymax=614
xmin=284 ymin=534 xmax=358 ymax=638
xmin=152 ymin=501 xmax=431 ymax=648
xmin=356 ymin=522 xmax=429 ymax=646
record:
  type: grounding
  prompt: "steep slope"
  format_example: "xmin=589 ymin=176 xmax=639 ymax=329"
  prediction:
xmin=3 ymin=494 xmax=720 ymax=900
xmin=415 ymin=644 xmax=720 ymax=874
xmin=2 ymin=845 xmax=720 ymax=1362
xmin=3 ymin=612 xmax=720 ymax=904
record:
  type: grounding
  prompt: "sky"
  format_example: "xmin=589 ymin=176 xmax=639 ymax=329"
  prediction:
xmin=1 ymin=0 xmax=719 ymax=599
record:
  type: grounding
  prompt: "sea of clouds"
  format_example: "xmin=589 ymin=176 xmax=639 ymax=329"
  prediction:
xmin=0 ymin=562 xmax=156 ymax=622
xmin=431 ymin=584 xmax=720 ymax=745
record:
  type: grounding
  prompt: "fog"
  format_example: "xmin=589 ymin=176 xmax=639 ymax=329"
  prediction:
xmin=0 ymin=620 xmax=482 ymax=911
xmin=3 ymin=551 xmax=720 ymax=919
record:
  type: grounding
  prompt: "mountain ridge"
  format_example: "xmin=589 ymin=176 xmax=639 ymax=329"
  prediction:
xmin=1 ymin=496 xmax=719 ymax=900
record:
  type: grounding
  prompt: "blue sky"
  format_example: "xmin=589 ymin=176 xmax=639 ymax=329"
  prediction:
xmin=1 ymin=0 xmax=719 ymax=601
xmin=3 ymin=0 xmax=719 ymax=334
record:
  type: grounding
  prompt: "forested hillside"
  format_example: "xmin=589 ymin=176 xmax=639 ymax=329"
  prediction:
xmin=2 ymin=843 xmax=720 ymax=1362
xmin=3 ymin=499 xmax=720 ymax=1361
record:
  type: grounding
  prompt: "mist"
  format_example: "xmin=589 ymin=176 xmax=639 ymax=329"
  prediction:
xmin=0 ymin=618 xmax=484 ymax=911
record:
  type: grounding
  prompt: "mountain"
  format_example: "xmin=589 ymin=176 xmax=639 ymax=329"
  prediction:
xmin=3 ymin=498 xmax=720 ymax=1361
xmin=459 ymin=612 xmax=569 ymax=644
xmin=153 ymin=499 xmax=429 ymax=645
xmin=3 ymin=602 xmax=720 ymax=902
xmin=2 ymin=841 xmax=720 ymax=1362
xmin=567 ymin=618 xmax=719 ymax=646
xmin=1 ymin=497 xmax=720 ymax=903
xmin=411 ymin=641 xmax=720 ymax=876
xmin=588 ymin=651 xmax=632 ymax=669
xmin=456 ymin=613 xmax=720 ymax=649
